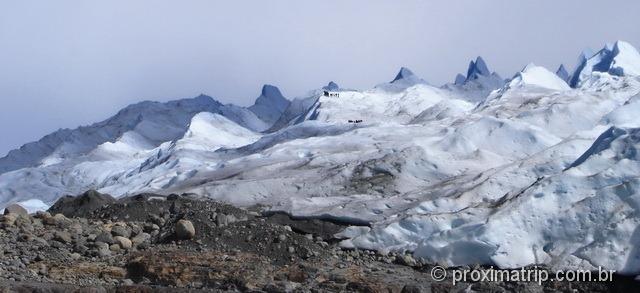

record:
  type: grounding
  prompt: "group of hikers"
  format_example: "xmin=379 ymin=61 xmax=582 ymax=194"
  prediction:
xmin=323 ymin=91 xmax=339 ymax=97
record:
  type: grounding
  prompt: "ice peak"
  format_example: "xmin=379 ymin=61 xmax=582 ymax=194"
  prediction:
xmin=392 ymin=67 xmax=416 ymax=83
xmin=556 ymin=64 xmax=570 ymax=82
xmin=253 ymin=84 xmax=288 ymax=110
xmin=249 ymin=84 xmax=291 ymax=126
xmin=466 ymin=56 xmax=491 ymax=80
xmin=260 ymin=84 xmax=283 ymax=98
xmin=323 ymin=81 xmax=340 ymax=91
xmin=447 ymin=57 xmax=505 ymax=102
xmin=454 ymin=56 xmax=495 ymax=85
xmin=454 ymin=73 xmax=466 ymax=85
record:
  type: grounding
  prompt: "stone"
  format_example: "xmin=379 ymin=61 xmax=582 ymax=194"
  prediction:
xmin=114 ymin=236 xmax=132 ymax=249
xmin=175 ymin=219 xmax=195 ymax=240
xmin=33 ymin=237 xmax=48 ymax=247
xmin=53 ymin=231 xmax=72 ymax=244
xmin=95 ymin=232 xmax=115 ymax=244
xmin=97 ymin=248 xmax=111 ymax=257
xmin=169 ymin=201 xmax=181 ymax=214
xmin=215 ymin=214 xmax=228 ymax=227
xmin=44 ymin=214 xmax=72 ymax=228
xmin=34 ymin=211 xmax=51 ymax=219
xmin=225 ymin=214 xmax=238 ymax=225
xmin=94 ymin=241 xmax=109 ymax=250
xmin=74 ymin=244 xmax=88 ymax=254
xmin=1 ymin=214 xmax=18 ymax=226
xmin=69 ymin=223 xmax=83 ymax=235
xmin=110 ymin=225 xmax=131 ymax=238
xmin=47 ymin=189 xmax=115 ymax=217
xmin=396 ymin=254 xmax=417 ymax=267
xmin=14 ymin=216 xmax=33 ymax=233
xmin=3 ymin=204 xmax=28 ymax=216
xmin=131 ymin=233 xmax=151 ymax=246
xmin=130 ymin=224 xmax=142 ymax=236
xmin=109 ymin=244 xmax=121 ymax=252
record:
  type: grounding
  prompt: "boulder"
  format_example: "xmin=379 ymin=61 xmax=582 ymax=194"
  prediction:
xmin=114 ymin=236 xmax=132 ymax=249
xmin=3 ymin=204 xmax=28 ymax=216
xmin=95 ymin=232 xmax=115 ymax=245
xmin=175 ymin=219 xmax=195 ymax=240
xmin=4 ymin=203 xmax=29 ymax=216
xmin=44 ymin=214 xmax=72 ymax=228
xmin=34 ymin=211 xmax=51 ymax=219
xmin=48 ymin=190 xmax=115 ymax=218
xmin=93 ymin=242 xmax=111 ymax=257
xmin=53 ymin=231 xmax=72 ymax=244
xmin=111 ymin=225 xmax=131 ymax=238
xmin=131 ymin=233 xmax=151 ymax=246
xmin=1 ymin=213 xmax=18 ymax=227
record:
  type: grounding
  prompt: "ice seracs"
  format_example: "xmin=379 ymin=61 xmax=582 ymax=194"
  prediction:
xmin=377 ymin=67 xmax=427 ymax=91
xmin=248 ymin=84 xmax=291 ymax=127
xmin=465 ymin=56 xmax=491 ymax=80
xmin=570 ymin=41 xmax=640 ymax=87
xmin=555 ymin=64 xmax=570 ymax=83
xmin=391 ymin=67 xmax=420 ymax=83
xmin=444 ymin=57 xmax=505 ymax=102
xmin=454 ymin=74 xmax=466 ymax=86
xmin=322 ymin=81 xmax=340 ymax=91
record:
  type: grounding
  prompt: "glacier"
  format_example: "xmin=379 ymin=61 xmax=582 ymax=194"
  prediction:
xmin=2 ymin=41 xmax=640 ymax=274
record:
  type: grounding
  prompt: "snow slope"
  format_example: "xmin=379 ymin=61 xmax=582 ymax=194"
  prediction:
xmin=3 ymin=41 xmax=640 ymax=275
xmin=219 ymin=104 xmax=270 ymax=132
xmin=507 ymin=63 xmax=571 ymax=91
xmin=0 ymin=95 xmax=223 ymax=174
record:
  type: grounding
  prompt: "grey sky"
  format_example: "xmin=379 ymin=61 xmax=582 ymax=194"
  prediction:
xmin=1 ymin=0 xmax=639 ymax=156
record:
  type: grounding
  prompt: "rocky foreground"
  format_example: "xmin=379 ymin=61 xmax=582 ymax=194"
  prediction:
xmin=0 ymin=191 xmax=637 ymax=292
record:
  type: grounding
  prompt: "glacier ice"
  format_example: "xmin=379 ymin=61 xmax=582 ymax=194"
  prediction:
xmin=444 ymin=56 xmax=505 ymax=103
xmin=556 ymin=64 xmax=570 ymax=83
xmin=2 ymin=41 xmax=640 ymax=274
xmin=570 ymin=41 xmax=640 ymax=87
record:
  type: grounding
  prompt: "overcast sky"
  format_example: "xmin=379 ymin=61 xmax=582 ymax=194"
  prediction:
xmin=1 ymin=0 xmax=640 ymax=156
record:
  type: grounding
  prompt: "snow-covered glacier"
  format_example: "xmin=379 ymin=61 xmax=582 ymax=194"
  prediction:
xmin=2 ymin=41 xmax=640 ymax=274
